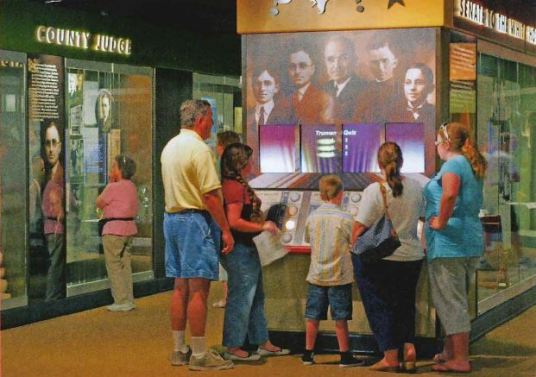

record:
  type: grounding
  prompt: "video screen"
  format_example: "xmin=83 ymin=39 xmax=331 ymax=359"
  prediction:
xmin=342 ymin=123 xmax=382 ymax=173
xmin=259 ymin=124 xmax=298 ymax=173
xmin=386 ymin=122 xmax=425 ymax=173
xmin=301 ymin=124 xmax=341 ymax=173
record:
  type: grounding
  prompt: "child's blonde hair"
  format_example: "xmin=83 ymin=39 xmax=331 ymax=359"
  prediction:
xmin=319 ymin=175 xmax=343 ymax=200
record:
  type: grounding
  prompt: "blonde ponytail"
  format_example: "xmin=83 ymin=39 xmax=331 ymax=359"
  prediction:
xmin=461 ymin=139 xmax=487 ymax=179
xmin=444 ymin=122 xmax=487 ymax=179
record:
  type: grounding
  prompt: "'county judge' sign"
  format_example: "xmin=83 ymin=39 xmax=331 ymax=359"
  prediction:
xmin=35 ymin=25 xmax=132 ymax=56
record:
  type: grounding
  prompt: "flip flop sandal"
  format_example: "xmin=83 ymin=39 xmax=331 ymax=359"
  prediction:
xmin=400 ymin=360 xmax=417 ymax=373
xmin=432 ymin=363 xmax=471 ymax=373
xmin=224 ymin=351 xmax=261 ymax=361
xmin=257 ymin=347 xmax=291 ymax=356
xmin=433 ymin=353 xmax=448 ymax=363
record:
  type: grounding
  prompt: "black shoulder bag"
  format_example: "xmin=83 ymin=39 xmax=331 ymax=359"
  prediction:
xmin=352 ymin=184 xmax=401 ymax=263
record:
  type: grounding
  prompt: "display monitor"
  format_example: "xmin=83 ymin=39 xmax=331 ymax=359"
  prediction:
xmin=385 ymin=122 xmax=425 ymax=173
xmin=342 ymin=123 xmax=382 ymax=173
xmin=259 ymin=124 xmax=298 ymax=173
xmin=301 ymin=124 xmax=341 ymax=173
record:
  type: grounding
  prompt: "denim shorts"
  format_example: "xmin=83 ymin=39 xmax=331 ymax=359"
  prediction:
xmin=164 ymin=211 xmax=221 ymax=280
xmin=305 ymin=283 xmax=353 ymax=320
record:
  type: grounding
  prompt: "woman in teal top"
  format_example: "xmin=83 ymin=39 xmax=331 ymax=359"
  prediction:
xmin=424 ymin=122 xmax=487 ymax=373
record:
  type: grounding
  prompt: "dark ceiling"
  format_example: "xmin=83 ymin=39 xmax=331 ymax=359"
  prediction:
xmin=30 ymin=0 xmax=237 ymax=33
xmin=483 ymin=0 xmax=536 ymax=25
xmin=29 ymin=0 xmax=536 ymax=33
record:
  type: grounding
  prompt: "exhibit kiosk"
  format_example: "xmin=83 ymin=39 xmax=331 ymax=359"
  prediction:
xmin=237 ymin=0 xmax=536 ymax=353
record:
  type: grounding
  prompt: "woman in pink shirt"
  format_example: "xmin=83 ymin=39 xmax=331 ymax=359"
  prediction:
xmin=96 ymin=155 xmax=138 ymax=312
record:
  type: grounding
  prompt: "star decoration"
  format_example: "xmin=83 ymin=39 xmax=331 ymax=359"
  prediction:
xmin=388 ymin=0 xmax=405 ymax=9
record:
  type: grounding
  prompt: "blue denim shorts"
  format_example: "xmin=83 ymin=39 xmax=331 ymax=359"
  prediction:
xmin=164 ymin=211 xmax=221 ymax=280
xmin=305 ymin=283 xmax=353 ymax=320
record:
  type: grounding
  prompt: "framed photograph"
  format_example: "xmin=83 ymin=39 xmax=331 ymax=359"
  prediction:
xmin=4 ymin=94 xmax=17 ymax=112
xmin=81 ymin=126 xmax=105 ymax=184
xmin=69 ymin=104 xmax=83 ymax=135
xmin=68 ymin=134 xmax=84 ymax=183
xmin=82 ymin=81 xmax=99 ymax=126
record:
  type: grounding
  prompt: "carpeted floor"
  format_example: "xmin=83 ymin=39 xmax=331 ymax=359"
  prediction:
xmin=2 ymin=282 xmax=536 ymax=377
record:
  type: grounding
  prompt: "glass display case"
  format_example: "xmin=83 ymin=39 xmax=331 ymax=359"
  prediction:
xmin=193 ymin=72 xmax=242 ymax=139
xmin=26 ymin=59 xmax=154 ymax=300
xmin=475 ymin=53 xmax=536 ymax=314
xmin=0 ymin=49 xmax=27 ymax=309
xmin=64 ymin=60 xmax=154 ymax=296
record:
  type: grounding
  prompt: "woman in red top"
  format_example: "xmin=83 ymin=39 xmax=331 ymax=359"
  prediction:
xmin=96 ymin=155 xmax=138 ymax=312
xmin=220 ymin=143 xmax=289 ymax=361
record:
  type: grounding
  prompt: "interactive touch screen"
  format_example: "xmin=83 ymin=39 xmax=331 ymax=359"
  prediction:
xmin=342 ymin=124 xmax=382 ymax=173
xmin=301 ymin=124 xmax=341 ymax=173
xmin=259 ymin=124 xmax=298 ymax=173
xmin=385 ymin=122 xmax=425 ymax=173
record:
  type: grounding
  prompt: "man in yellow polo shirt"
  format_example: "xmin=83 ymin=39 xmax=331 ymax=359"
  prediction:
xmin=161 ymin=99 xmax=234 ymax=371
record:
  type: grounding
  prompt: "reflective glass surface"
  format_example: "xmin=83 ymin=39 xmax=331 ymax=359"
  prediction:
xmin=0 ymin=50 xmax=27 ymax=309
xmin=476 ymin=53 xmax=536 ymax=310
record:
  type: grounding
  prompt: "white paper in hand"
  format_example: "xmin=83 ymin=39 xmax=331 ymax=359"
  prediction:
xmin=253 ymin=231 xmax=288 ymax=267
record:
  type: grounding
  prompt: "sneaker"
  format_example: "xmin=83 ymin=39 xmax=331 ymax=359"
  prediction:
xmin=302 ymin=351 xmax=315 ymax=366
xmin=339 ymin=352 xmax=365 ymax=368
xmin=170 ymin=346 xmax=192 ymax=366
xmin=107 ymin=303 xmax=136 ymax=312
xmin=188 ymin=349 xmax=234 ymax=371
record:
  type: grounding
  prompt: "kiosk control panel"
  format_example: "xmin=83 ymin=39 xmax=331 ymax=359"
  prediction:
xmin=256 ymin=189 xmax=364 ymax=249
xmin=256 ymin=190 xmax=304 ymax=246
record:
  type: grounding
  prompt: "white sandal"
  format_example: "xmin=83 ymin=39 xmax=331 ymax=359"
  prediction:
xmin=257 ymin=347 xmax=290 ymax=356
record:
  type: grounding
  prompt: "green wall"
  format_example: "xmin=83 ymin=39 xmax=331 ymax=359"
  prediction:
xmin=0 ymin=0 xmax=240 ymax=75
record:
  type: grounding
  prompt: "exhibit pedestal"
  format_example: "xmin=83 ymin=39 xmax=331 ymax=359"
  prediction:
xmin=262 ymin=253 xmax=438 ymax=355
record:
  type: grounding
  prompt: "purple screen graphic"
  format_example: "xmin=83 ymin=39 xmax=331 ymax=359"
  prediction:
xmin=385 ymin=123 xmax=425 ymax=173
xmin=259 ymin=124 xmax=297 ymax=173
xmin=342 ymin=124 xmax=382 ymax=173
xmin=301 ymin=125 xmax=340 ymax=173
